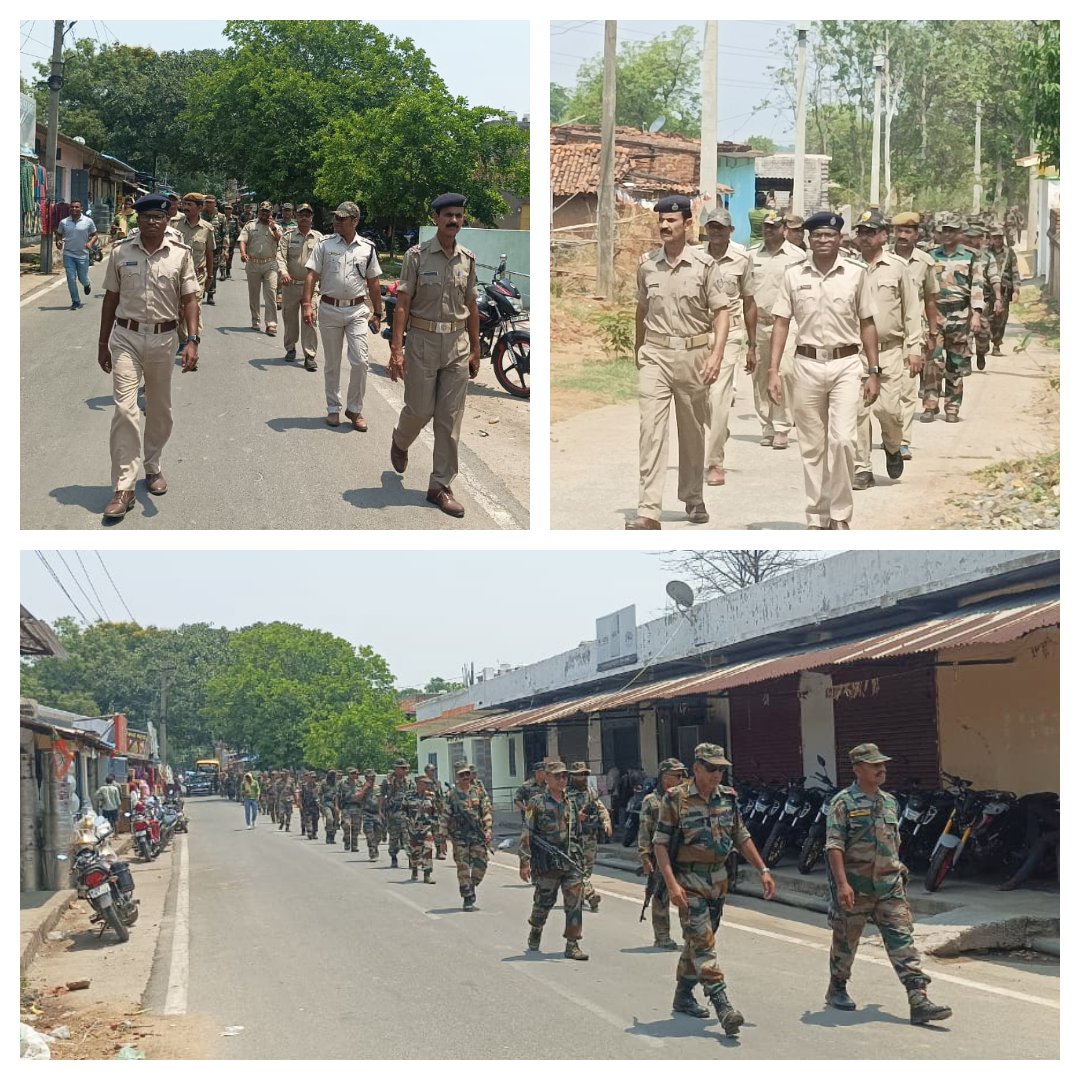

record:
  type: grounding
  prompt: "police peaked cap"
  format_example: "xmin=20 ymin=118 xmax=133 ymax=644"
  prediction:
xmin=804 ymin=211 xmax=844 ymax=233
xmin=431 ymin=192 xmax=466 ymax=211
xmin=655 ymin=194 xmax=692 ymax=215
xmin=134 ymin=194 xmax=170 ymax=214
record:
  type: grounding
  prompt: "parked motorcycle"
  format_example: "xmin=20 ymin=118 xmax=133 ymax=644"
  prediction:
xmin=795 ymin=757 xmax=839 ymax=875
xmin=130 ymin=801 xmax=157 ymax=861
xmin=621 ymin=779 xmax=653 ymax=847
xmin=164 ymin=793 xmax=189 ymax=834
xmin=743 ymin=778 xmax=785 ymax=850
xmin=58 ymin=811 xmax=138 ymax=943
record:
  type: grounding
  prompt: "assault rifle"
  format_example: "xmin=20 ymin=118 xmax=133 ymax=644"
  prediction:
xmin=528 ymin=833 xmax=586 ymax=877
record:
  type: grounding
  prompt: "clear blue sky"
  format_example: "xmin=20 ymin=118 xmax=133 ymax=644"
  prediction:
xmin=22 ymin=550 xmax=720 ymax=689
xmin=550 ymin=20 xmax=798 ymax=144
xmin=20 ymin=20 xmax=530 ymax=117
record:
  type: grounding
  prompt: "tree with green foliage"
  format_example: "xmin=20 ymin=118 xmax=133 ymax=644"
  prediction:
xmin=746 ymin=136 xmax=779 ymax=154
xmin=423 ymin=676 xmax=464 ymax=695
xmin=1017 ymin=21 xmax=1059 ymax=166
xmin=551 ymin=82 xmax=572 ymax=124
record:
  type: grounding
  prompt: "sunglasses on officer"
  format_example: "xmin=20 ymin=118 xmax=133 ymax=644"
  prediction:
xmin=695 ymin=759 xmax=724 ymax=773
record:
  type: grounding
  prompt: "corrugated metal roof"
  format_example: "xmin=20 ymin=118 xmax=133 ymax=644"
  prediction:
xmin=430 ymin=599 xmax=1057 ymax=737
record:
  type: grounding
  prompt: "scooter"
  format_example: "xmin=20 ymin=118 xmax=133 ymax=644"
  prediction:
xmin=131 ymin=802 xmax=157 ymax=861
xmin=58 ymin=811 xmax=138 ymax=943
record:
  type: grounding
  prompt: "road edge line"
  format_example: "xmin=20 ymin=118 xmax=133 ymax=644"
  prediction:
xmin=162 ymin=835 xmax=190 ymax=1015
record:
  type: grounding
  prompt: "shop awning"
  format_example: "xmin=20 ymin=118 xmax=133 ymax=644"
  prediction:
xmin=428 ymin=598 xmax=1058 ymax=737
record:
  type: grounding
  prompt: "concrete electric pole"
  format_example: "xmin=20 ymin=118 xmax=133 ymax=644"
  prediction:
xmin=699 ymin=22 xmax=718 ymax=219
xmin=869 ymin=48 xmax=885 ymax=207
xmin=39 ymin=20 xmax=67 ymax=275
xmin=596 ymin=21 xmax=617 ymax=301
xmin=793 ymin=22 xmax=810 ymax=217
xmin=973 ymin=99 xmax=983 ymax=213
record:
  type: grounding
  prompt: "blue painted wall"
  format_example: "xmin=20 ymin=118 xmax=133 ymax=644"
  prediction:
xmin=717 ymin=157 xmax=759 ymax=246
xmin=418 ymin=226 xmax=530 ymax=308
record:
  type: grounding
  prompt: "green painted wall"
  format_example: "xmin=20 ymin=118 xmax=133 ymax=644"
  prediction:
xmin=418 ymin=227 xmax=530 ymax=308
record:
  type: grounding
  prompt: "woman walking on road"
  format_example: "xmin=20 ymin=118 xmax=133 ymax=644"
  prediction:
xmin=242 ymin=772 xmax=260 ymax=829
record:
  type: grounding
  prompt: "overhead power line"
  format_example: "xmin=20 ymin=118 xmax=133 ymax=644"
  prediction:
xmin=56 ymin=551 xmax=104 ymax=622
xmin=97 ymin=552 xmax=137 ymax=624
xmin=35 ymin=551 xmax=90 ymax=624
xmin=76 ymin=551 xmax=111 ymax=622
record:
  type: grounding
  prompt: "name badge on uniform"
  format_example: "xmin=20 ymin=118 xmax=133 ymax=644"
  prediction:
xmin=798 ymin=283 xmax=813 ymax=291
xmin=849 ymin=809 xmax=872 ymax=818
xmin=420 ymin=271 xmax=438 ymax=278
xmin=122 ymin=261 xmax=138 ymax=267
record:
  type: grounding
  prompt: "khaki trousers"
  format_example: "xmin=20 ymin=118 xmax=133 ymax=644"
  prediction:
xmin=704 ymin=325 xmax=745 ymax=469
xmin=393 ymin=328 xmax=471 ymax=490
xmin=281 ymin=281 xmax=318 ymax=358
xmin=900 ymin=360 xmax=918 ymax=445
xmin=855 ymin=343 xmax=905 ymax=472
xmin=246 ymin=259 xmax=278 ymax=326
xmin=636 ymin=342 xmax=708 ymax=519
xmin=319 ymin=300 xmax=369 ymax=415
xmin=754 ymin=321 xmax=795 ymax=437
xmin=790 ymin=350 xmax=862 ymax=527
xmin=108 ymin=325 xmax=176 ymax=491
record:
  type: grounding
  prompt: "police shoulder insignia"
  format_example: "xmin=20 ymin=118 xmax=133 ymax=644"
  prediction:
xmin=459 ymin=245 xmax=475 ymax=260
xmin=408 ymin=244 xmax=421 ymax=254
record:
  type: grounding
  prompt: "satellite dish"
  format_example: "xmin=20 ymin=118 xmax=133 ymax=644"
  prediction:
xmin=666 ymin=580 xmax=695 ymax=612
xmin=648 ymin=116 xmax=666 ymax=133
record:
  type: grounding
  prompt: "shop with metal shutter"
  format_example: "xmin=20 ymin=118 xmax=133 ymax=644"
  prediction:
xmin=729 ymin=676 xmax=803 ymax=783
xmin=830 ymin=657 xmax=939 ymax=788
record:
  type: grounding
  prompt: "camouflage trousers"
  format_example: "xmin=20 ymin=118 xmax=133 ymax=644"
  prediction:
xmin=674 ymin=866 xmax=729 ymax=994
xmin=300 ymin=799 xmax=319 ymax=837
xmin=387 ymin=811 xmax=408 ymax=857
xmin=260 ymin=791 xmax=272 ymax=816
xmin=989 ymin=300 xmax=1010 ymax=346
xmin=408 ymin=827 xmax=434 ymax=872
xmin=828 ymin=891 xmax=929 ymax=991
xmin=922 ymin=315 xmax=970 ymax=415
xmin=276 ymin=798 xmax=293 ymax=827
xmin=320 ymin=805 xmax=338 ymax=839
xmin=450 ymin=839 xmax=488 ymax=896
xmin=529 ymin=868 xmax=584 ymax=941
xmin=651 ymin=894 xmax=674 ymax=941
xmin=972 ymin=312 xmax=992 ymax=356
xmin=363 ymin=814 xmax=384 ymax=857
xmin=344 ymin=807 xmax=363 ymax=850
xmin=581 ymin=835 xmax=599 ymax=902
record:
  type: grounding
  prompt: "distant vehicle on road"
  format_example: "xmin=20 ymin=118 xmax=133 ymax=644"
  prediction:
xmin=193 ymin=758 xmax=221 ymax=795
xmin=185 ymin=773 xmax=214 ymax=796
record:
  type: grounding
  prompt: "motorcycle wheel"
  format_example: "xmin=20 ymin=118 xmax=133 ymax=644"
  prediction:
xmin=118 ymin=899 xmax=140 ymax=927
xmin=763 ymin=823 xmax=788 ymax=868
xmin=493 ymin=331 xmax=530 ymax=399
xmin=797 ymin=834 xmax=824 ymax=875
xmin=137 ymin=836 xmax=152 ymax=862
xmin=101 ymin=902 xmax=130 ymax=943
xmin=924 ymin=846 xmax=955 ymax=892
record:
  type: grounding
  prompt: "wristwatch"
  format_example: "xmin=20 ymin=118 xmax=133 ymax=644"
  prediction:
xmin=185 ymin=335 xmax=198 ymax=344
xmin=759 ymin=866 xmax=773 ymax=876
xmin=866 ymin=366 xmax=881 ymax=375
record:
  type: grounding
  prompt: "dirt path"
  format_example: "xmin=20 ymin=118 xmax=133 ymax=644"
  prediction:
xmin=550 ymin=315 xmax=1058 ymax=531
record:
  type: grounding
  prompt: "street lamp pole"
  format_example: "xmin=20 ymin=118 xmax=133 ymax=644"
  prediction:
xmin=870 ymin=48 xmax=885 ymax=207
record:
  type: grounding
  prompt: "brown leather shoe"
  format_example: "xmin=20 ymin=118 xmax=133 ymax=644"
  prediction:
xmin=686 ymin=503 xmax=709 ymax=524
xmin=103 ymin=490 xmax=136 ymax=519
xmin=706 ymin=466 xmax=725 ymax=486
xmin=759 ymin=434 xmax=775 ymax=447
xmin=427 ymin=486 xmax=465 ymax=518
xmin=830 ymin=520 xmax=851 ymax=530
xmin=625 ymin=516 xmax=661 ymax=530
xmin=145 ymin=472 xmax=167 ymax=496
xmin=771 ymin=432 xmax=790 ymax=450
xmin=344 ymin=410 xmax=368 ymax=432
xmin=266 ymin=324 xmax=277 ymax=336
xmin=326 ymin=412 xmax=340 ymax=427
xmin=390 ymin=439 xmax=408 ymax=474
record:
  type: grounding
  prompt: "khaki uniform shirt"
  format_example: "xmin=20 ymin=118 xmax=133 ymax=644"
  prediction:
xmin=103 ymin=233 xmax=199 ymax=323
xmin=278 ymin=227 xmax=324 ymax=280
xmin=892 ymin=246 xmax=939 ymax=307
xmin=863 ymin=250 xmax=922 ymax=352
xmin=636 ymin=243 xmax=728 ymax=338
xmin=398 ymin=237 xmax=475 ymax=322
xmin=305 ymin=233 xmax=382 ymax=302
xmin=748 ymin=240 xmax=807 ymax=325
xmin=706 ymin=240 xmax=753 ymax=331
xmin=238 ymin=219 xmax=282 ymax=261
xmin=174 ymin=217 xmax=216 ymax=281
xmin=772 ymin=257 xmax=877 ymax=350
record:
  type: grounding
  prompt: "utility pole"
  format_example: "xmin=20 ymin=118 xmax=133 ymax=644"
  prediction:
xmin=158 ymin=666 xmax=176 ymax=774
xmin=596 ymin=20 xmax=617 ymax=301
xmin=973 ymin=99 xmax=983 ymax=213
xmin=882 ymin=32 xmax=893 ymax=215
xmin=869 ymin=47 xmax=885 ymax=206
xmin=699 ymin=22 xmax=718 ymax=220
xmin=793 ymin=22 xmax=810 ymax=217
xmin=39 ymin=20 xmax=67 ymax=275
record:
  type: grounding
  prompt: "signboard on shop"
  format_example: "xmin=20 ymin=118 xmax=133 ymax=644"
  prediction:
xmin=596 ymin=605 xmax=638 ymax=671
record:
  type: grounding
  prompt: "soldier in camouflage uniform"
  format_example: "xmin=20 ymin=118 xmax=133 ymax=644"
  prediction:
xmin=379 ymin=758 xmax=416 ymax=869
xmin=442 ymin=761 xmax=493 ymax=911
xmin=922 ymin=215 xmax=985 ymax=423
xmin=825 ymin=743 xmax=952 ymax=1025
xmin=265 ymin=770 xmax=278 ymax=823
xmin=423 ymin=763 xmax=448 ymax=859
xmin=961 ymin=222 xmax=1002 ymax=371
xmin=338 ymin=767 xmax=365 ymax=852
xmin=318 ymin=769 xmax=339 ymax=844
xmin=987 ymin=224 xmax=1021 ymax=356
xmin=514 ymin=762 xmax=547 ymax=822
xmin=653 ymin=743 xmax=775 ymax=1035
xmin=404 ymin=775 xmax=438 ymax=883
xmin=201 ymin=196 xmax=226 ymax=305
xmin=638 ymin=757 xmax=688 ymax=949
xmin=299 ymin=770 xmax=320 ymax=839
xmin=275 ymin=771 xmax=296 ymax=831
xmin=567 ymin=762 xmax=612 ymax=912
xmin=360 ymin=769 xmax=384 ymax=860
xmin=518 ymin=760 xmax=589 ymax=960
xmin=221 ymin=204 xmax=240 ymax=279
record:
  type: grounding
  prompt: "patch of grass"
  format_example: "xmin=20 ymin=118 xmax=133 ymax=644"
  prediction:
xmin=379 ymin=255 xmax=403 ymax=280
xmin=562 ymin=355 xmax=639 ymax=403
xmin=973 ymin=450 xmax=1059 ymax=504
xmin=1012 ymin=287 xmax=1059 ymax=349
xmin=597 ymin=313 xmax=635 ymax=359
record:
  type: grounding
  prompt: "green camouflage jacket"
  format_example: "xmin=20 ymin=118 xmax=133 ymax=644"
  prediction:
xmin=442 ymin=781 xmax=492 ymax=842
xmin=337 ymin=776 xmax=364 ymax=811
xmin=403 ymin=790 xmax=437 ymax=833
xmin=317 ymin=779 xmax=337 ymax=809
xmin=380 ymin=775 xmax=416 ymax=814
xmin=519 ymin=790 xmax=583 ymax=868
xmin=824 ymin=782 xmax=905 ymax=898
xmin=930 ymin=245 xmax=985 ymax=312
xmin=568 ymin=784 xmax=612 ymax=837
xmin=654 ymin=781 xmax=749 ymax=864
xmin=637 ymin=789 xmax=664 ymax=863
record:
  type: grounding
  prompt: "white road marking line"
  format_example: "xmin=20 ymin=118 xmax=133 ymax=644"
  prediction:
xmin=489 ymin=856 xmax=1059 ymax=1009
xmin=386 ymin=888 xmax=442 ymax=920
xmin=20 ymin=273 xmax=67 ymax=306
xmin=163 ymin=836 xmax=190 ymax=1015
xmin=366 ymin=373 xmax=518 ymax=529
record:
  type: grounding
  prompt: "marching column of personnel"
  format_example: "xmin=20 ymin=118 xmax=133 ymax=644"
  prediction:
xmin=626 ymin=198 xmax=1028 ymax=530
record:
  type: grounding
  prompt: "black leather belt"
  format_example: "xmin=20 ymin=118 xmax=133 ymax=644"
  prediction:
xmin=321 ymin=295 xmax=365 ymax=308
xmin=796 ymin=344 xmax=859 ymax=359
xmin=115 ymin=317 xmax=178 ymax=334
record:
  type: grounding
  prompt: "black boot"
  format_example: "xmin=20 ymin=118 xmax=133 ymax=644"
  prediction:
xmin=673 ymin=982 xmax=710 ymax=1019
xmin=423 ymin=869 xmax=434 ymax=884
xmin=909 ymin=989 xmax=952 ymax=1025
xmin=710 ymin=988 xmax=745 ymax=1036
xmin=825 ymin=977 xmax=856 ymax=1010
xmin=390 ymin=855 xmax=398 ymax=868
xmin=976 ymin=352 xmax=987 ymax=371
xmin=463 ymin=891 xmax=476 ymax=912
xmin=526 ymin=927 xmax=542 ymax=952
xmin=411 ymin=867 xmax=418 ymax=881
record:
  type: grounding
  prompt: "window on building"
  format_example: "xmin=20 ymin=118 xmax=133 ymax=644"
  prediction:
xmin=427 ymin=752 xmax=438 ymax=770
xmin=508 ymin=738 xmax=517 ymax=778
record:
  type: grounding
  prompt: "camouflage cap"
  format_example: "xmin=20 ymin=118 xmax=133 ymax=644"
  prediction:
xmin=963 ymin=221 xmax=985 ymax=236
xmin=258 ymin=200 xmax=273 ymax=211
xmin=849 ymin=743 xmax=892 ymax=765
xmin=424 ymin=762 xmax=437 ymax=771
xmin=416 ymin=774 xmax=434 ymax=786
xmin=544 ymin=760 xmax=568 ymax=776
xmin=364 ymin=769 xmax=375 ymax=777
xmin=531 ymin=761 xmax=548 ymax=773
xmin=693 ymin=743 xmax=732 ymax=766
xmin=938 ymin=212 xmax=962 ymax=230
xmin=296 ymin=202 xmax=314 ymax=214
xmin=784 ymin=213 xmax=805 ymax=228
xmin=891 ymin=211 xmax=921 ymax=227
xmin=347 ymin=766 xmax=359 ymax=774
xmin=701 ymin=205 xmax=733 ymax=227
xmin=854 ymin=208 xmax=888 ymax=230
xmin=568 ymin=761 xmax=591 ymax=775
xmin=281 ymin=202 xmax=294 ymax=210
xmin=455 ymin=761 xmax=474 ymax=775
xmin=762 ymin=209 xmax=786 ymax=227
xmin=392 ymin=757 xmax=409 ymax=768
xmin=658 ymin=757 xmax=688 ymax=775
xmin=988 ymin=223 xmax=1006 ymax=236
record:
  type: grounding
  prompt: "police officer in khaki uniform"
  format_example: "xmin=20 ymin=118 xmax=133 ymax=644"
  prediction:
xmin=701 ymin=206 xmax=755 ymax=488
xmin=890 ymin=212 xmax=940 ymax=459
xmin=277 ymin=203 xmax=323 ymax=371
xmin=302 ymin=201 xmax=383 ymax=429
xmin=749 ymin=210 xmax=806 ymax=450
xmin=388 ymin=192 xmax=480 ymax=519
xmin=784 ymin=213 xmax=807 ymax=251
xmin=851 ymin=209 xmax=921 ymax=490
xmin=96 ymin=193 xmax=199 ymax=520
xmin=238 ymin=200 xmax=282 ymax=334
xmin=175 ymin=193 xmax=215 ymax=352
xmin=627 ymin=194 xmax=730 ymax=530
xmin=769 ymin=212 xmax=879 ymax=530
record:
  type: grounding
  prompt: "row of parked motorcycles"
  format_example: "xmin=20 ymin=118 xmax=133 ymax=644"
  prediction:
xmin=131 ymin=793 xmax=189 ymax=863
xmin=622 ymin=757 xmax=1058 ymax=893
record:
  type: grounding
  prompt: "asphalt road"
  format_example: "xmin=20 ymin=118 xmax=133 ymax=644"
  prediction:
xmin=20 ymin=264 xmax=529 ymax=530
xmin=142 ymin=797 xmax=1059 ymax=1059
